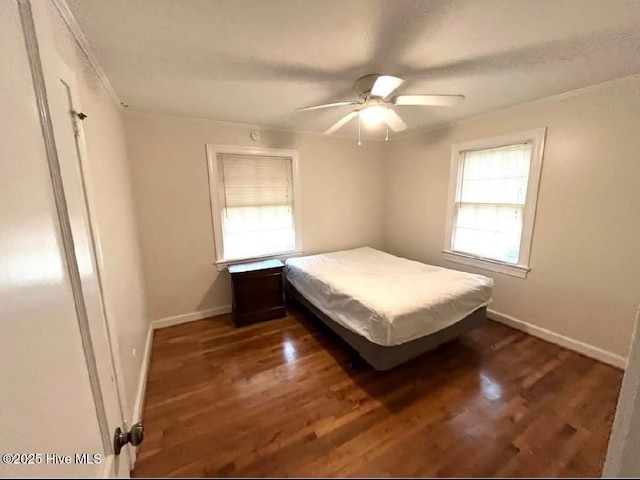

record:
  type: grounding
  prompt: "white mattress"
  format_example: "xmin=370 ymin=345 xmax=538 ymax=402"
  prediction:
xmin=285 ymin=247 xmax=493 ymax=346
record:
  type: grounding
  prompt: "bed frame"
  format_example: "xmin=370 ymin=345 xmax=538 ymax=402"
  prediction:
xmin=285 ymin=280 xmax=487 ymax=371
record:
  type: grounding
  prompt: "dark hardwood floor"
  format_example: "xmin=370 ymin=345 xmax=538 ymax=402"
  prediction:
xmin=132 ymin=304 xmax=623 ymax=478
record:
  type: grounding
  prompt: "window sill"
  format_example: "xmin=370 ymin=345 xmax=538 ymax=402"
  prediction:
xmin=442 ymin=250 xmax=530 ymax=279
xmin=215 ymin=250 xmax=303 ymax=272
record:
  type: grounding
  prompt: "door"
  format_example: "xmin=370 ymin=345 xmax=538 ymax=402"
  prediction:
xmin=44 ymin=57 xmax=133 ymax=476
xmin=0 ymin=0 xmax=130 ymax=477
xmin=603 ymin=308 xmax=640 ymax=476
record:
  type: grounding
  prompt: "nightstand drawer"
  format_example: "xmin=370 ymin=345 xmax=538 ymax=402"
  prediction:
xmin=228 ymin=260 xmax=286 ymax=327
xmin=233 ymin=271 xmax=283 ymax=313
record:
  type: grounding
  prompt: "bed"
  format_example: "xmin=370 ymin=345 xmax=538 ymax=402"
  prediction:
xmin=285 ymin=247 xmax=493 ymax=370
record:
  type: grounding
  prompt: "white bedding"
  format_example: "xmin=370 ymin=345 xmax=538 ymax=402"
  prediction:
xmin=285 ymin=247 xmax=493 ymax=346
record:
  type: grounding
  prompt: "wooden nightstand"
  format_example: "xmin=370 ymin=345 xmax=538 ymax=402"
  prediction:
xmin=228 ymin=259 xmax=286 ymax=327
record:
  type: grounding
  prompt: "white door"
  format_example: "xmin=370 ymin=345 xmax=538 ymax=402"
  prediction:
xmin=0 ymin=1 xmax=131 ymax=477
xmin=45 ymin=59 xmax=134 ymax=477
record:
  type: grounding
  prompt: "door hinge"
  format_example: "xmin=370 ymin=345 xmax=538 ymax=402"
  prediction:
xmin=71 ymin=111 xmax=86 ymax=138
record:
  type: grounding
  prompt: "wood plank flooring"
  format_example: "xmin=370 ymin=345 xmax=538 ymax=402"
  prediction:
xmin=132 ymin=304 xmax=623 ymax=477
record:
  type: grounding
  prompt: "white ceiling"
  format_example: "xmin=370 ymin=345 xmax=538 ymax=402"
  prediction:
xmin=66 ymin=0 xmax=640 ymax=138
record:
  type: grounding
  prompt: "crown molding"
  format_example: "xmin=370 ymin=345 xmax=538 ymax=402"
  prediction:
xmin=126 ymin=72 xmax=640 ymax=144
xmin=388 ymin=73 xmax=640 ymax=143
xmin=51 ymin=0 xmax=123 ymax=111
xmin=124 ymin=110 xmax=390 ymax=143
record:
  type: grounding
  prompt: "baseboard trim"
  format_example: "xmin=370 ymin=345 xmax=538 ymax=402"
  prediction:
xmin=487 ymin=309 xmax=627 ymax=369
xmin=151 ymin=305 xmax=233 ymax=330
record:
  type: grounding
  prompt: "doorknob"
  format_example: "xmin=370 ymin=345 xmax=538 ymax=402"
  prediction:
xmin=113 ymin=422 xmax=144 ymax=456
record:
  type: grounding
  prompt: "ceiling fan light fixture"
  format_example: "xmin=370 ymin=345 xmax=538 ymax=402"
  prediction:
xmin=359 ymin=105 xmax=388 ymax=126
xmin=298 ymin=73 xmax=464 ymax=137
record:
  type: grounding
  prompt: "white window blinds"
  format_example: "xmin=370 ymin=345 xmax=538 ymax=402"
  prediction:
xmin=451 ymin=143 xmax=533 ymax=264
xmin=217 ymin=153 xmax=296 ymax=261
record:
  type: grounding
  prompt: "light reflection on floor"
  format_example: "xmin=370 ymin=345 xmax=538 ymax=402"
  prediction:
xmin=230 ymin=336 xmax=301 ymax=397
xmin=479 ymin=371 xmax=503 ymax=401
xmin=283 ymin=338 xmax=297 ymax=363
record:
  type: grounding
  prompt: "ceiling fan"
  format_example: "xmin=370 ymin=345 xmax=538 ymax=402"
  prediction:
xmin=296 ymin=74 xmax=464 ymax=141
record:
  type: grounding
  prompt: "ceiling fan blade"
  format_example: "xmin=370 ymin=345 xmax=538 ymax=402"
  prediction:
xmin=297 ymin=101 xmax=360 ymax=112
xmin=393 ymin=94 xmax=465 ymax=107
xmin=371 ymin=75 xmax=405 ymax=98
xmin=385 ymin=109 xmax=408 ymax=132
xmin=325 ymin=111 xmax=358 ymax=135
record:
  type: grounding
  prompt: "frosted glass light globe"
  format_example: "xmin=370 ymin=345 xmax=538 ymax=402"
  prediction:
xmin=359 ymin=105 xmax=387 ymax=126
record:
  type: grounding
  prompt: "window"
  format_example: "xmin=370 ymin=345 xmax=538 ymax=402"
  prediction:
xmin=206 ymin=145 xmax=301 ymax=265
xmin=444 ymin=128 xmax=546 ymax=278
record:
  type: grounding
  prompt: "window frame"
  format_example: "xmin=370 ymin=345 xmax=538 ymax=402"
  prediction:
xmin=206 ymin=144 xmax=302 ymax=269
xmin=443 ymin=128 xmax=546 ymax=279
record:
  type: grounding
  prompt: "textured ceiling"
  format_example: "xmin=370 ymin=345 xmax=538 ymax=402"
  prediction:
xmin=66 ymin=0 xmax=640 ymax=138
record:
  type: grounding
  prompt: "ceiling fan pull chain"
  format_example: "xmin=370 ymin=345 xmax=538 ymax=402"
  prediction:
xmin=385 ymin=120 xmax=389 ymax=142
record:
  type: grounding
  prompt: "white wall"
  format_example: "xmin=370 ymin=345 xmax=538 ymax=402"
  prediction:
xmin=31 ymin=1 xmax=149 ymax=426
xmin=125 ymin=114 xmax=386 ymax=321
xmin=384 ymin=75 xmax=640 ymax=360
